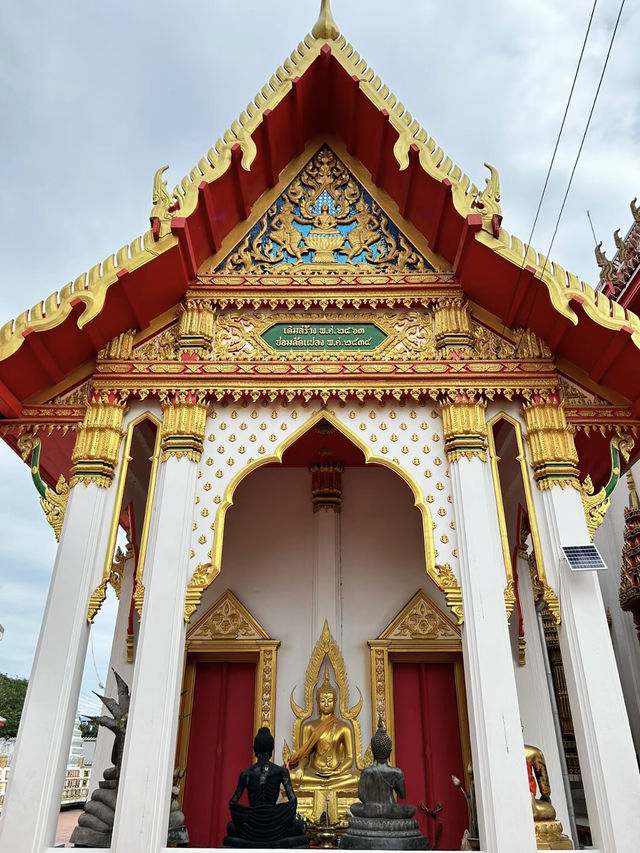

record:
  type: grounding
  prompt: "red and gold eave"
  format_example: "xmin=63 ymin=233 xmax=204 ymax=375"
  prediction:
xmin=1 ymin=33 xmax=640 ymax=489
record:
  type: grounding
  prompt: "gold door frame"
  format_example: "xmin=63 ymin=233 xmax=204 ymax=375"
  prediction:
xmin=368 ymin=589 xmax=471 ymax=782
xmin=176 ymin=588 xmax=279 ymax=776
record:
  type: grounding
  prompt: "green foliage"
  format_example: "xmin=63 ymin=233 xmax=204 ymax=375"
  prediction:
xmin=78 ymin=719 xmax=98 ymax=738
xmin=0 ymin=673 xmax=29 ymax=738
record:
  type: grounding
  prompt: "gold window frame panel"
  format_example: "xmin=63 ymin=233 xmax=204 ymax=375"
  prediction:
xmin=176 ymin=589 xmax=279 ymax=774
xmin=368 ymin=589 xmax=471 ymax=778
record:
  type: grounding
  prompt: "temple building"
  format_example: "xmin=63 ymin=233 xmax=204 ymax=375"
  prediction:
xmin=2 ymin=3 xmax=640 ymax=851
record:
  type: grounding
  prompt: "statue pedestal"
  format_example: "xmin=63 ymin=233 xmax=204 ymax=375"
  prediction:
xmin=534 ymin=820 xmax=572 ymax=850
xmin=339 ymin=815 xmax=430 ymax=850
xmin=295 ymin=788 xmax=358 ymax=824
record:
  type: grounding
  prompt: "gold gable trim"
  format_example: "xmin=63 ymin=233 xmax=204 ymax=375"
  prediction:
xmin=186 ymin=588 xmax=270 ymax=642
xmin=4 ymin=21 xmax=635 ymax=364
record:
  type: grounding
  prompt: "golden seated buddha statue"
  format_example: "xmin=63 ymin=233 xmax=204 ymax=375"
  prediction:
xmin=525 ymin=742 xmax=572 ymax=850
xmin=284 ymin=623 xmax=367 ymax=824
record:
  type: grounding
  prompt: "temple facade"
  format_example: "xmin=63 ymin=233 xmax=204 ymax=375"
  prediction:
xmin=2 ymin=4 xmax=640 ymax=852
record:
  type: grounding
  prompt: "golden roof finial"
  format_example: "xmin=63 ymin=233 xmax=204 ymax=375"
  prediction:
xmin=627 ymin=470 xmax=639 ymax=509
xmin=312 ymin=0 xmax=340 ymax=40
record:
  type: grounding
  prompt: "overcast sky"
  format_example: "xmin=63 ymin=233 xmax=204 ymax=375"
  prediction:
xmin=1 ymin=0 xmax=639 ymax=711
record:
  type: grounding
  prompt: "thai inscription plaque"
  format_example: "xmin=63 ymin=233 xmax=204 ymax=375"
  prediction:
xmin=262 ymin=322 xmax=387 ymax=352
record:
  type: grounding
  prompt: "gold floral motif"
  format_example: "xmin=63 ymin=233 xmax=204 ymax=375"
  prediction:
xmin=188 ymin=591 xmax=264 ymax=639
xmin=132 ymin=326 xmax=178 ymax=361
xmin=433 ymin=299 xmax=473 ymax=357
xmin=161 ymin=397 xmax=208 ymax=462
xmin=472 ymin=323 xmax=552 ymax=361
xmin=213 ymin=310 xmax=435 ymax=362
xmin=385 ymin=592 xmax=461 ymax=641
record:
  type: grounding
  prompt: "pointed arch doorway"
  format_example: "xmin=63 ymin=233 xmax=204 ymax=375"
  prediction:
xmin=176 ymin=590 xmax=279 ymax=848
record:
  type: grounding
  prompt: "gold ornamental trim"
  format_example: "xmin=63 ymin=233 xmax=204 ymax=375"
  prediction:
xmin=489 ymin=412 xmax=561 ymax=624
xmin=185 ymin=407 xmax=463 ymax=626
xmin=368 ymin=590 xmax=467 ymax=769
xmin=86 ymin=413 xmax=161 ymax=623
xmin=71 ymin=397 xmax=126 ymax=488
xmin=16 ymin=432 xmax=69 ymax=541
xmin=522 ymin=398 xmax=579 ymax=491
xmin=580 ymin=434 xmax=633 ymax=540
xmin=2 ymin=10 xmax=639 ymax=370
xmin=179 ymin=589 xmax=280 ymax=762
xmin=161 ymin=397 xmax=208 ymax=462
xmin=177 ymin=299 xmax=215 ymax=357
xmin=433 ymin=298 xmax=473 ymax=358
xmin=439 ymin=396 xmax=488 ymax=463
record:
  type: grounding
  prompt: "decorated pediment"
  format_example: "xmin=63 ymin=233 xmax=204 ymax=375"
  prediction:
xmin=186 ymin=589 xmax=270 ymax=641
xmin=213 ymin=145 xmax=435 ymax=275
xmin=378 ymin=589 xmax=460 ymax=642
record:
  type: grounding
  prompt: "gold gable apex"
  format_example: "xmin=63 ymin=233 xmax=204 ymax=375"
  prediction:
xmin=186 ymin=588 xmax=270 ymax=641
xmin=378 ymin=589 xmax=461 ymax=643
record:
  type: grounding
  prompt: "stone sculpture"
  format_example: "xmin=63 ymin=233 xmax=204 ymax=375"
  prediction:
xmin=70 ymin=672 xmax=129 ymax=848
xmin=223 ymin=727 xmax=309 ymax=848
xmin=339 ymin=718 xmax=429 ymax=850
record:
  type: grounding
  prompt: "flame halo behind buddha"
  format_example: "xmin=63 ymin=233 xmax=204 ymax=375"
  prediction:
xmin=283 ymin=621 xmax=368 ymax=823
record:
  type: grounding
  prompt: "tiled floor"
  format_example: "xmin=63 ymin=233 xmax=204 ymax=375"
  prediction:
xmin=55 ymin=808 xmax=83 ymax=848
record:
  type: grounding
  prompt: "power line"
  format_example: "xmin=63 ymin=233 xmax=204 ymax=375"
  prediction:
xmin=514 ymin=0 xmax=626 ymax=354
xmin=496 ymin=0 xmax=599 ymax=353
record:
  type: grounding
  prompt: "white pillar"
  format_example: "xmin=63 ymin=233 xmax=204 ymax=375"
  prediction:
xmin=312 ymin=507 xmax=342 ymax=643
xmin=0 ymin=482 xmax=120 ymax=853
xmin=111 ymin=454 xmax=198 ymax=852
xmin=452 ymin=455 xmax=537 ymax=853
xmin=513 ymin=555 xmax=573 ymax=838
xmin=535 ymin=484 xmax=640 ymax=852
xmin=88 ymin=552 xmax=135 ymax=798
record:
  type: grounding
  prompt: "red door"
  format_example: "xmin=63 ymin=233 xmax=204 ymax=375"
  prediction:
xmin=392 ymin=661 xmax=468 ymax=850
xmin=182 ymin=661 xmax=256 ymax=847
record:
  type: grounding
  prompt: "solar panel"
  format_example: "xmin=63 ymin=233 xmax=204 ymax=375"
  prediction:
xmin=561 ymin=545 xmax=607 ymax=572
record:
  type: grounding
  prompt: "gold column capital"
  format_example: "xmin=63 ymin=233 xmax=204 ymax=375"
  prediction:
xmin=433 ymin=298 xmax=474 ymax=359
xmin=176 ymin=299 xmax=215 ymax=358
xmin=522 ymin=395 xmax=579 ymax=490
xmin=71 ymin=395 xmax=127 ymax=487
xmin=439 ymin=394 xmax=488 ymax=462
xmin=161 ymin=394 xmax=208 ymax=462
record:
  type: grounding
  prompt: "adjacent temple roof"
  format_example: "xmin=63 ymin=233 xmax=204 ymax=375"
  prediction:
xmin=1 ymin=1 xmax=640 ymax=444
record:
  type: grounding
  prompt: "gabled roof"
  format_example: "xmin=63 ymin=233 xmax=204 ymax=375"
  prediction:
xmin=1 ymin=3 xmax=640 ymax=424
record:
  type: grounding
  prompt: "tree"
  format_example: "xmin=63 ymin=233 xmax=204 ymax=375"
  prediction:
xmin=0 ymin=673 xmax=28 ymax=738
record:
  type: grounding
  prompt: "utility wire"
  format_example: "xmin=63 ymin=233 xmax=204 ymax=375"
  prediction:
xmin=514 ymin=0 xmax=626 ymax=353
xmin=496 ymin=0 xmax=598 ymax=353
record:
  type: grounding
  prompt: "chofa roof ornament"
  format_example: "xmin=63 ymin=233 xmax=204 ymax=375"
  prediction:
xmin=312 ymin=0 xmax=340 ymax=40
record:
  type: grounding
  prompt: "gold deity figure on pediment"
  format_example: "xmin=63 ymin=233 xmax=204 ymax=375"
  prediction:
xmin=283 ymin=621 xmax=368 ymax=823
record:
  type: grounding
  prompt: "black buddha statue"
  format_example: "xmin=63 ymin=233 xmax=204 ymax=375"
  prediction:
xmin=339 ymin=718 xmax=429 ymax=850
xmin=223 ymin=727 xmax=309 ymax=848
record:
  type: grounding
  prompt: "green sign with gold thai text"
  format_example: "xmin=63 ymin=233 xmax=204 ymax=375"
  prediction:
xmin=262 ymin=322 xmax=386 ymax=352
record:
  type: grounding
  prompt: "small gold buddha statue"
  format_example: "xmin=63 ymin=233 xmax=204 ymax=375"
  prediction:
xmin=525 ymin=742 xmax=572 ymax=850
xmin=287 ymin=668 xmax=359 ymax=822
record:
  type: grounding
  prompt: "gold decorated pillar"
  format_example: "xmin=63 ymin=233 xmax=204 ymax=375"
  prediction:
xmin=112 ymin=393 xmax=207 ymax=850
xmin=440 ymin=392 xmax=537 ymax=852
xmin=176 ymin=299 xmax=215 ymax=358
xmin=433 ymin=298 xmax=474 ymax=359
xmin=521 ymin=395 xmax=579 ymax=491
xmin=71 ymin=393 xmax=127 ymax=487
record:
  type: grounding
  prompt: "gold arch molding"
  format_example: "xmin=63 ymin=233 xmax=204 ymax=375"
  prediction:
xmin=184 ymin=406 xmax=463 ymax=624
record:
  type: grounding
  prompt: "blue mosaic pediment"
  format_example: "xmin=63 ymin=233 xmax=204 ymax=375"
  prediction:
xmin=216 ymin=146 xmax=434 ymax=274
